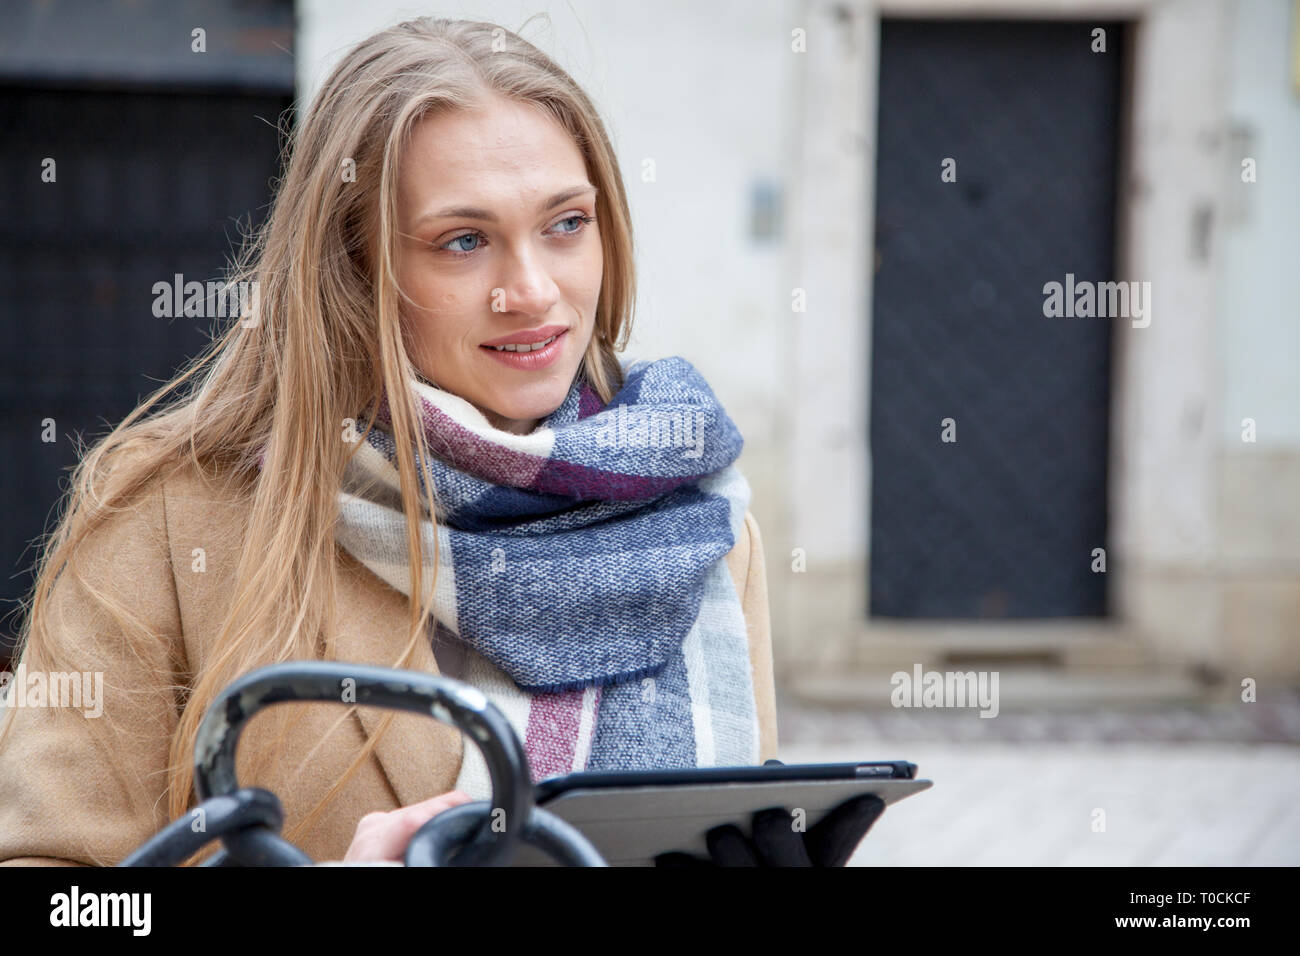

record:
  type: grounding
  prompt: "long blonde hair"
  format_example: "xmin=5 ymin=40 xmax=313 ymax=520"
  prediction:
xmin=2 ymin=15 xmax=636 ymax=862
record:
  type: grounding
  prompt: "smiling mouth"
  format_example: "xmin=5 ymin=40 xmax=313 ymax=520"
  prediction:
xmin=485 ymin=333 xmax=560 ymax=353
xmin=478 ymin=328 xmax=569 ymax=370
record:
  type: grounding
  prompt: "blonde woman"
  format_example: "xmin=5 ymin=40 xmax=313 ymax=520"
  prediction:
xmin=0 ymin=17 xmax=875 ymax=867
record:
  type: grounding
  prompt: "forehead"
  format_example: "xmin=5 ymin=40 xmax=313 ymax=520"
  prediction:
xmin=399 ymin=98 xmax=589 ymax=205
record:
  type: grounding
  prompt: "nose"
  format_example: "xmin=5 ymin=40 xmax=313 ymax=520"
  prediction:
xmin=494 ymin=245 xmax=560 ymax=318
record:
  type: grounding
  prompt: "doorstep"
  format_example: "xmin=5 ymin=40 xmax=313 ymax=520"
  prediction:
xmin=785 ymin=665 xmax=1211 ymax=711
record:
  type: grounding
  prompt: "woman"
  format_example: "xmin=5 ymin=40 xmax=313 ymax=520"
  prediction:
xmin=0 ymin=16 xmax=779 ymax=866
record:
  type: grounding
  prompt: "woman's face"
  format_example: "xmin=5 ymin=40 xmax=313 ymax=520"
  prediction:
xmin=393 ymin=96 xmax=603 ymax=434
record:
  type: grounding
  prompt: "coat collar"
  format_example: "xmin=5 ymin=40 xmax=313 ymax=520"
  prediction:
xmin=331 ymin=547 xmax=465 ymax=805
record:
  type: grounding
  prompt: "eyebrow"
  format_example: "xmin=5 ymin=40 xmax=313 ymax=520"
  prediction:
xmin=414 ymin=184 xmax=598 ymax=228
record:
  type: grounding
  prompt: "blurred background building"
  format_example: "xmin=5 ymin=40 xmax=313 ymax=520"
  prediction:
xmin=2 ymin=0 xmax=1297 ymax=863
xmin=0 ymin=0 xmax=294 ymax=659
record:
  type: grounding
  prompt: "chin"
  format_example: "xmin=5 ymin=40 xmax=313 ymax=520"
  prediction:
xmin=484 ymin=383 xmax=570 ymax=425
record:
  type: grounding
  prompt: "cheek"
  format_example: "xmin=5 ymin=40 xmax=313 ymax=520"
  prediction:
xmin=571 ymin=245 xmax=604 ymax=316
xmin=405 ymin=267 xmax=454 ymax=313
xmin=400 ymin=278 xmax=477 ymax=366
xmin=402 ymin=264 xmax=475 ymax=328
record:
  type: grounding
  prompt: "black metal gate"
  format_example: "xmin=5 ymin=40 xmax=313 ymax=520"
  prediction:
xmin=0 ymin=0 xmax=296 ymax=665
xmin=868 ymin=19 xmax=1125 ymax=618
xmin=0 ymin=84 xmax=292 ymax=660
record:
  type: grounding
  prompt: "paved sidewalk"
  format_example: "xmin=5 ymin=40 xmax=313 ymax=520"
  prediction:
xmin=776 ymin=691 xmax=1300 ymax=866
xmin=778 ymin=741 xmax=1300 ymax=865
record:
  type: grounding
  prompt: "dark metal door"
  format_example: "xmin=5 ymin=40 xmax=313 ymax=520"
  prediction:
xmin=0 ymin=85 xmax=291 ymax=659
xmin=869 ymin=19 xmax=1125 ymax=618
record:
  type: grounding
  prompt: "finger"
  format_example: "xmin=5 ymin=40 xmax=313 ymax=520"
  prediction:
xmin=806 ymin=794 xmax=886 ymax=867
xmin=705 ymin=824 xmax=760 ymax=866
xmin=751 ymin=808 xmax=813 ymax=867
xmin=400 ymin=792 xmax=476 ymax=833
xmin=347 ymin=794 xmax=476 ymax=863
xmin=413 ymin=790 xmax=473 ymax=814
xmin=422 ymin=790 xmax=472 ymax=807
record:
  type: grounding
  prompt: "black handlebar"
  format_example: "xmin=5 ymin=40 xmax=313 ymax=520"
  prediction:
xmin=119 ymin=661 xmax=606 ymax=867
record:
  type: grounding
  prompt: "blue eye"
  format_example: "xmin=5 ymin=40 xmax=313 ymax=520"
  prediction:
xmin=444 ymin=233 xmax=481 ymax=254
xmin=553 ymin=214 xmax=594 ymax=234
xmin=436 ymin=214 xmax=594 ymax=259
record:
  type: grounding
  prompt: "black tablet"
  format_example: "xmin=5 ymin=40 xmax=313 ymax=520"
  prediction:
xmin=514 ymin=760 xmax=933 ymax=866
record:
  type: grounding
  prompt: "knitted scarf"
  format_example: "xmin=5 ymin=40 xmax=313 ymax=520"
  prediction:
xmin=333 ymin=357 xmax=762 ymax=802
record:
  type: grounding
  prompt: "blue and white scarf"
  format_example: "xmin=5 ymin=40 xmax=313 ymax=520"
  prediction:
xmin=334 ymin=356 xmax=761 ymax=800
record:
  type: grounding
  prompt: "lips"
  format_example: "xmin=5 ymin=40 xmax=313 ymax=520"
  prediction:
xmin=483 ymin=332 xmax=560 ymax=353
xmin=479 ymin=324 xmax=568 ymax=349
xmin=480 ymin=327 xmax=568 ymax=371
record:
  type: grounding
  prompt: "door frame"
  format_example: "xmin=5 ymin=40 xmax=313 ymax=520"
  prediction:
xmin=780 ymin=0 xmax=1228 ymax=699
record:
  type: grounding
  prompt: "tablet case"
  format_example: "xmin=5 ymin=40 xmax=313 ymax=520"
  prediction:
xmin=513 ymin=776 xmax=933 ymax=866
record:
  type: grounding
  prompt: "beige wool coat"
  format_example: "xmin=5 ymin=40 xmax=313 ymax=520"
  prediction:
xmin=0 ymin=456 xmax=777 ymax=866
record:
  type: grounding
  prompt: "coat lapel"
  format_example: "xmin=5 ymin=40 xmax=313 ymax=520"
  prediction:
xmin=331 ymin=547 xmax=465 ymax=806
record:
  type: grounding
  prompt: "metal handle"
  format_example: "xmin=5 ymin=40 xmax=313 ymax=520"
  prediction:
xmin=119 ymin=787 xmax=293 ymax=867
xmin=192 ymin=661 xmax=533 ymax=867
xmin=120 ymin=660 xmax=609 ymax=866
xmin=404 ymin=800 xmax=607 ymax=867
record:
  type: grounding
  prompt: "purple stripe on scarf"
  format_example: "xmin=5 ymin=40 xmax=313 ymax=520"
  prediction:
xmin=577 ymin=383 xmax=604 ymax=420
xmin=529 ymin=456 xmax=700 ymax=500
xmin=523 ymin=687 xmax=592 ymax=781
xmin=372 ymin=392 xmax=550 ymax=488
xmin=375 ymin=389 xmax=702 ymax=502
xmin=417 ymin=395 xmax=552 ymax=488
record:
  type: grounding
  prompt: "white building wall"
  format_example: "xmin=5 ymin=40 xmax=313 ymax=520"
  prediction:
xmin=1210 ymin=0 xmax=1300 ymax=679
xmin=1217 ymin=0 xmax=1300 ymax=450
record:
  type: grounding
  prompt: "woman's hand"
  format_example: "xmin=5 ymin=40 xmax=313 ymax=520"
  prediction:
xmin=652 ymin=762 xmax=887 ymax=867
xmin=343 ymin=790 xmax=474 ymax=863
xmin=653 ymin=794 xmax=887 ymax=867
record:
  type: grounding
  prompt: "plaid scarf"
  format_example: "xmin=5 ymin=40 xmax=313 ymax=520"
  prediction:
xmin=333 ymin=357 xmax=762 ymax=801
